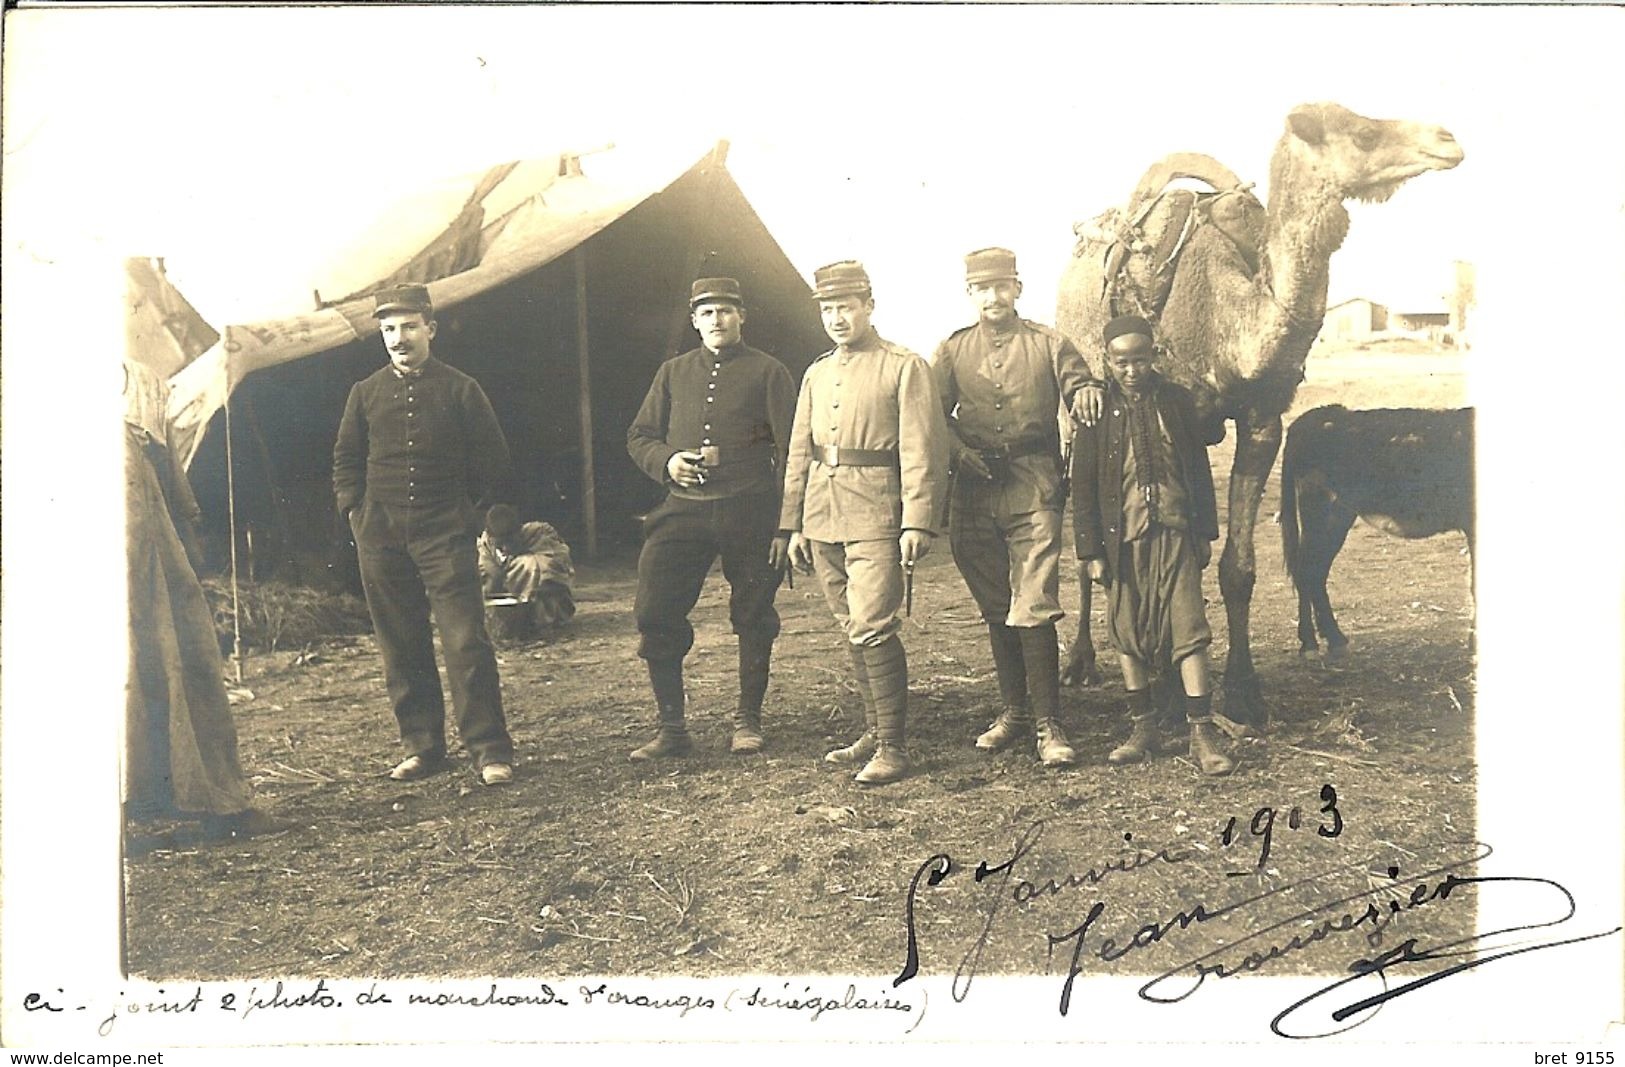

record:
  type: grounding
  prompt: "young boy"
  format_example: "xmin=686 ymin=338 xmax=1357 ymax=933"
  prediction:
xmin=1070 ymin=315 xmax=1234 ymax=775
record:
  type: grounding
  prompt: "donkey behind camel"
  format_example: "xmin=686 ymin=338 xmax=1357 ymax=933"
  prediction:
xmin=1056 ymin=102 xmax=1464 ymax=728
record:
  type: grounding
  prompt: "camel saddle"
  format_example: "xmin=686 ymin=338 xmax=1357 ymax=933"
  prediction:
xmin=1074 ymin=152 xmax=1265 ymax=323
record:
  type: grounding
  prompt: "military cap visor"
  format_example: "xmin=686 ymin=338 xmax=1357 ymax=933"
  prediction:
xmin=965 ymin=247 xmax=1019 ymax=284
xmin=373 ymin=283 xmax=434 ymax=318
xmin=689 ymin=277 xmax=745 ymax=307
xmin=811 ymin=260 xmax=873 ymax=301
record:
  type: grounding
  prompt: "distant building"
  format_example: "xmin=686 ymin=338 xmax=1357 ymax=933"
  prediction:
xmin=1391 ymin=309 xmax=1450 ymax=335
xmin=1317 ymin=258 xmax=1475 ymax=348
xmin=1321 ymin=297 xmax=1388 ymax=341
xmin=1450 ymin=260 xmax=1475 ymax=348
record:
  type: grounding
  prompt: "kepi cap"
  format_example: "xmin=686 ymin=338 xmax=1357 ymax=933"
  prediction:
xmin=1103 ymin=314 xmax=1156 ymax=345
xmin=811 ymin=260 xmax=872 ymax=301
xmin=965 ymin=247 xmax=1019 ymax=285
xmin=373 ymin=283 xmax=433 ymax=318
xmin=689 ymin=277 xmax=744 ymax=308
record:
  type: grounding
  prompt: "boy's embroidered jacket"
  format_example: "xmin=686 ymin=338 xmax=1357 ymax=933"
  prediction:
xmin=1070 ymin=375 xmax=1219 ymax=585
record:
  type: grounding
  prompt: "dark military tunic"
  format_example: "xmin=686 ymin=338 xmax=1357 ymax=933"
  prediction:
xmin=627 ymin=343 xmax=796 ymax=663
xmin=333 ymin=357 xmax=514 ymax=768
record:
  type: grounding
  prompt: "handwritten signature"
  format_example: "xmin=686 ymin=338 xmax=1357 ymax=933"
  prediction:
xmin=895 ymin=821 xmax=1620 ymax=1037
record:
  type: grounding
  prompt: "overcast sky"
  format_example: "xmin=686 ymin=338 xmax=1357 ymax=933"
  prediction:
xmin=7 ymin=5 xmax=1616 ymax=357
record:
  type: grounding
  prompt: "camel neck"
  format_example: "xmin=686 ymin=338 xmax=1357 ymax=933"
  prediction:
xmin=1261 ymin=148 xmax=1350 ymax=331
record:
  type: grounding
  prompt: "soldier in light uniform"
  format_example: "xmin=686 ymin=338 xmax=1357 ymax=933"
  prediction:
xmin=782 ymin=261 xmax=950 ymax=786
xmin=626 ymin=278 xmax=797 ymax=759
xmin=932 ymin=248 xmax=1104 ymax=767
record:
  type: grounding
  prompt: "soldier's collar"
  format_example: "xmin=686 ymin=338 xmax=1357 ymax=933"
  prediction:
xmin=839 ymin=327 xmax=883 ymax=354
xmin=977 ymin=317 xmax=1026 ymax=340
xmin=705 ymin=342 xmax=746 ymax=363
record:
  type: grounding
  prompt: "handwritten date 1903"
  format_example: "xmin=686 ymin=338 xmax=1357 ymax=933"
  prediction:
xmin=1220 ymin=783 xmax=1344 ymax=873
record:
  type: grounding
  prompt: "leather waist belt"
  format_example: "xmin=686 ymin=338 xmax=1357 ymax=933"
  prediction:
xmin=813 ymin=445 xmax=899 ymax=468
xmin=695 ymin=443 xmax=774 ymax=466
xmin=976 ymin=438 xmax=1058 ymax=461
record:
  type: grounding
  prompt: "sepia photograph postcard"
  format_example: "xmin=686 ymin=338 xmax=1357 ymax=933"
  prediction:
xmin=2 ymin=4 xmax=1622 ymax=1064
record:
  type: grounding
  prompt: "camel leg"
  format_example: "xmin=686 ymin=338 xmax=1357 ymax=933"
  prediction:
xmin=1061 ymin=570 xmax=1102 ymax=687
xmin=1218 ymin=412 xmax=1282 ymax=729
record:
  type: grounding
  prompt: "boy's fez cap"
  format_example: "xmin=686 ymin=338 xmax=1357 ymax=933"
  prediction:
xmin=690 ymin=277 xmax=744 ymax=308
xmin=965 ymin=247 xmax=1019 ymax=284
xmin=811 ymin=261 xmax=872 ymax=300
xmin=373 ymin=283 xmax=433 ymax=318
xmin=1104 ymin=314 xmax=1156 ymax=345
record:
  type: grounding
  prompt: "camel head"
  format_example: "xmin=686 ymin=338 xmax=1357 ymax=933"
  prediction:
xmin=1283 ymin=103 xmax=1464 ymax=205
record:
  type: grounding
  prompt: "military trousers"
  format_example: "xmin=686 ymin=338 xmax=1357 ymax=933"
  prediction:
xmin=634 ymin=490 xmax=784 ymax=663
xmin=352 ymin=498 xmax=513 ymax=769
xmin=809 ymin=536 xmax=905 ymax=648
xmin=949 ymin=501 xmax=1065 ymax=628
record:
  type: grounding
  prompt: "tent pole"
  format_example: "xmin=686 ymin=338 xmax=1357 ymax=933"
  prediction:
xmin=222 ymin=372 xmax=245 ymax=684
xmin=574 ymin=248 xmax=597 ymax=559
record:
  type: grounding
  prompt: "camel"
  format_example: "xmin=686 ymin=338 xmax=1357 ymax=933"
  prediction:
xmin=1055 ymin=102 xmax=1464 ymax=727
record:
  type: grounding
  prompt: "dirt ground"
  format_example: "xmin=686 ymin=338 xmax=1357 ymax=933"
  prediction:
xmin=126 ymin=342 xmax=1476 ymax=987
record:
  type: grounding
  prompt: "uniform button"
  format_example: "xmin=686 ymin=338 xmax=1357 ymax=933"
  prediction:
xmin=993 ymin=361 xmax=1002 ymax=368
xmin=832 ymin=401 xmax=840 ymax=409
xmin=994 ymin=402 xmax=1003 ymax=409
xmin=1113 ymin=409 xmax=1121 ymax=417
xmin=707 ymin=397 xmax=714 ymax=403
xmin=994 ymin=382 xmax=1002 ymax=389
xmin=703 ymin=423 xmax=712 ymax=431
xmin=996 ymin=427 xmax=1004 ymax=433
xmin=703 ymin=438 xmax=712 ymax=445
xmin=708 ymin=383 xmax=716 ymax=390
xmin=408 ymin=440 xmax=414 ymax=446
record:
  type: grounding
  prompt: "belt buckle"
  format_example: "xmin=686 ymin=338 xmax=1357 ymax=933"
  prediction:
xmin=821 ymin=445 xmax=840 ymax=467
xmin=978 ymin=447 xmax=1011 ymax=483
xmin=699 ymin=445 xmax=721 ymax=467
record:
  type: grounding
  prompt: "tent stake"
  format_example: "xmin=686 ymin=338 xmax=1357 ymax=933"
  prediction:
xmin=574 ymin=247 xmax=597 ymax=559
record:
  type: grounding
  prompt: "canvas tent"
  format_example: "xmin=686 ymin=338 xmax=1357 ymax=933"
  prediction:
xmin=126 ymin=257 xmax=220 ymax=377
xmin=171 ymin=141 xmax=827 ymax=582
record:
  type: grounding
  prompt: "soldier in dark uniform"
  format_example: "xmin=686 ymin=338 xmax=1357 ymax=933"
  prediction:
xmin=626 ymin=277 xmax=797 ymax=759
xmin=932 ymin=248 xmax=1104 ymax=767
xmin=333 ymin=283 xmax=516 ymax=787
xmin=783 ymin=261 xmax=950 ymax=786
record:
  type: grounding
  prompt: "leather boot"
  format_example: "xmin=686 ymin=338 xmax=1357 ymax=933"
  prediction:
xmin=825 ymin=645 xmax=878 ymax=764
xmin=1035 ymin=719 xmax=1079 ymax=768
xmin=732 ymin=637 xmax=773 ymax=754
xmin=1186 ymin=692 xmax=1234 ymax=776
xmin=1020 ymin=624 xmax=1075 ymax=766
xmin=631 ymin=659 xmax=691 ymax=761
xmin=975 ymin=622 xmax=1031 ymax=750
xmin=855 ymin=637 xmax=911 ymax=785
xmin=1188 ymin=722 xmax=1235 ymax=776
xmin=1108 ymin=688 xmax=1158 ymax=764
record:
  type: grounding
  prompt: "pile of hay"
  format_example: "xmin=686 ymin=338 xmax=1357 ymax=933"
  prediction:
xmin=201 ymin=578 xmax=372 ymax=652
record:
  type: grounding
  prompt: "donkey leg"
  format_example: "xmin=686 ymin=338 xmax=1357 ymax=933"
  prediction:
xmin=1310 ymin=504 xmax=1357 ymax=662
